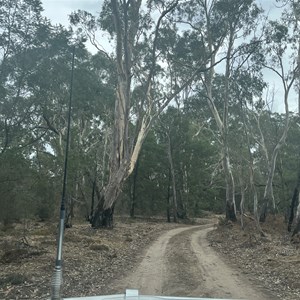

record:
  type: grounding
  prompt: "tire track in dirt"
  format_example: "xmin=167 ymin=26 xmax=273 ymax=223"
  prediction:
xmin=113 ymin=224 xmax=278 ymax=299
xmin=113 ymin=225 xmax=197 ymax=295
xmin=190 ymin=227 xmax=277 ymax=300
xmin=163 ymin=226 xmax=209 ymax=297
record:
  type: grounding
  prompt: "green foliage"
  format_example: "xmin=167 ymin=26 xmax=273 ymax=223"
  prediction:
xmin=0 ymin=150 xmax=60 ymax=224
xmin=121 ymin=107 xmax=221 ymax=218
xmin=267 ymin=21 xmax=289 ymax=44
xmin=1 ymin=0 xmax=300 ymax=225
xmin=0 ymin=151 xmax=35 ymax=224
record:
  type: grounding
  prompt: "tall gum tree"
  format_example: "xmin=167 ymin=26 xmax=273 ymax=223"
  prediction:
xmin=72 ymin=0 xmax=221 ymax=227
xmin=258 ymin=10 xmax=299 ymax=222
xmin=286 ymin=0 xmax=300 ymax=234
xmin=175 ymin=0 xmax=262 ymax=221
xmin=0 ymin=0 xmax=45 ymax=154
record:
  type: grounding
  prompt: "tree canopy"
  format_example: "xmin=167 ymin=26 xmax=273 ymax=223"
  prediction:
xmin=1 ymin=0 xmax=300 ymax=234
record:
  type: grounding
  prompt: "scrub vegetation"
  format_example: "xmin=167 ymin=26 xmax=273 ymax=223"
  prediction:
xmin=1 ymin=0 xmax=300 ymax=298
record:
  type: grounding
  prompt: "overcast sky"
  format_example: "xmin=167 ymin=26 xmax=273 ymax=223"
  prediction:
xmin=42 ymin=0 xmax=102 ymax=26
xmin=41 ymin=0 xmax=282 ymax=26
xmin=40 ymin=0 xmax=297 ymax=113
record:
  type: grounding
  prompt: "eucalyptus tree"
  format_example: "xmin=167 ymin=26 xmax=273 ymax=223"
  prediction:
xmin=0 ymin=0 xmax=115 ymax=221
xmin=0 ymin=0 xmax=45 ymax=154
xmin=123 ymin=106 xmax=219 ymax=220
xmin=0 ymin=0 xmax=61 ymax=222
xmin=286 ymin=116 xmax=300 ymax=233
xmin=156 ymin=107 xmax=187 ymax=222
xmin=71 ymin=0 xmax=231 ymax=227
xmin=255 ymin=6 xmax=299 ymax=222
xmin=283 ymin=0 xmax=300 ymax=234
xmin=29 ymin=40 xmax=115 ymax=224
xmin=171 ymin=0 xmax=262 ymax=221
xmin=0 ymin=0 xmax=44 ymax=76
xmin=230 ymin=68 xmax=266 ymax=228
xmin=0 ymin=5 xmax=74 ymax=158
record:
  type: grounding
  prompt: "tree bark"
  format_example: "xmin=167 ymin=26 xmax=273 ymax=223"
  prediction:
xmin=166 ymin=168 xmax=171 ymax=223
xmin=223 ymin=148 xmax=237 ymax=221
xmin=259 ymin=71 xmax=295 ymax=222
xmin=203 ymin=16 xmax=237 ymax=221
xmin=167 ymin=133 xmax=178 ymax=223
xmin=89 ymin=179 xmax=96 ymax=221
xmin=91 ymin=198 xmax=115 ymax=228
xmin=130 ymin=159 xmax=139 ymax=218
xmin=91 ymin=1 xmax=184 ymax=227
xmin=91 ymin=0 xmax=234 ymax=227
xmin=238 ymin=169 xmax=245 ymax=229
xmin=239 ymin=101 xmax=263 ymax=231
xmin=65 ymin=195 xmax=74 ymax=228
xmin=91 ymin=161 xmax=128 ymax=227
xmin=90 ymin=0 xmax=140 ymax=227
xmin=288 ymin=186 xmax=299 ymax=232
xmin=291 ymin=17 xmax=300 ymax=234
xmin=292 ymin=193 xmax=300 ymax=236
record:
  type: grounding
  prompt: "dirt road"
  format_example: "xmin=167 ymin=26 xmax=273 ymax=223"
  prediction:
xmin=113 ymin=224 xmax=277 ymax=300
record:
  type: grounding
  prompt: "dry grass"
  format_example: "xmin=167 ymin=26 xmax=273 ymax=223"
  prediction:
xmin=0 ymin=218 xmax=181 ymax=299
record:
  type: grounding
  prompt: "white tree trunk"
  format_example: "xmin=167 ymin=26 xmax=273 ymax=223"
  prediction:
xmin=260 ymin=77 xmax=294 ymax=221
xmin=167 ymin=133 xmax=178 ymax=222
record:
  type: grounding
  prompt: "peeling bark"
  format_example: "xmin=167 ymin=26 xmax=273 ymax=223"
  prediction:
xmin=91 ymin=1 xmax=183 ymax=227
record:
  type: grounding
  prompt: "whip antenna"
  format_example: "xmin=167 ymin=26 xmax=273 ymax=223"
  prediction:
xmin=51 ymin=46 xmax=75 ymax=300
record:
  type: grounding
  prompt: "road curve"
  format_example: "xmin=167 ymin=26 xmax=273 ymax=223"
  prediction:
xmin=113 ymin=224 xmax=277 ymax=300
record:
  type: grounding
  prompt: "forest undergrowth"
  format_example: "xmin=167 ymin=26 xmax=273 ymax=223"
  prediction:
xmin=0 ymin=217 xmax=181 ymax=299
xmin=1 ymin=215 xmax=300 ymax=299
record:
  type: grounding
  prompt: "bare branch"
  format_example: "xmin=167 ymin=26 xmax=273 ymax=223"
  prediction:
xmin=144 ymin=0 xmax=179 ymax=95
xmin=43 ymin=113 xmax=59 ymax=135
